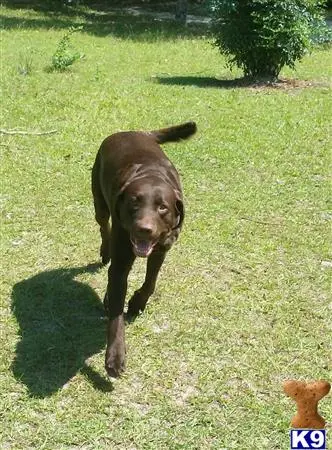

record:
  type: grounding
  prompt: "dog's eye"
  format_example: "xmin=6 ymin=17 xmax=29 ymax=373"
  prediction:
xmin=130 ymin=196 xmax=140 ymax=209
xmin=158 ymin=204 xmax=168 ymax=213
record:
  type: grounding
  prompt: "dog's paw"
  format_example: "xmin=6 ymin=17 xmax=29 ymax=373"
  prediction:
xmin=101 ymin=255 xmax=111 ymax=265
xmin=105 ymin=348 xmax=125 ymax=378
xmin=127 ymin=290 xmax=147 ymax=318
xmin=100 ymin=242 xmax=111 ymax=265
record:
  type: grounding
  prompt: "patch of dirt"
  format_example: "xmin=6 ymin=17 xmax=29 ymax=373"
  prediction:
xmin=247 ymin=77 xmax=331 ymax=91
xmin=156 ymin=74 xmax=331 ymax=91
xmin=220 ymin=78 xmax=332 ymax=90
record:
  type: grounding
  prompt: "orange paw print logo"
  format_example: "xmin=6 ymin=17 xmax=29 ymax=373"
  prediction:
xmin=283 ymin=380 xmax=331 ymax=429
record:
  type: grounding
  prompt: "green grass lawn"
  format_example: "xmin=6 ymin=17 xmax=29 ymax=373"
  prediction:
xmin=1 ymin=3 xmax=331 ymax=449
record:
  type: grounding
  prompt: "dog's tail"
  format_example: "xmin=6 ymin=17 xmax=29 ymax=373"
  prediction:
xmin=151 ymin=121 xmax=197 ymax=144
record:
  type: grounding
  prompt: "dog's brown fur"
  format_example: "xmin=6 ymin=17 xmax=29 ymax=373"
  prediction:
xmin=92 ymin=122 xmax=196 ymax=377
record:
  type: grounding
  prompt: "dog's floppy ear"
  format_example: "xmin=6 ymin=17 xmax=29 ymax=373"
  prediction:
xmin=173 ymin=190 xmax=184 ymax=230
xmin=114 ymin=164 xmax=143 ymax=220
xmin=114 ymin=191 xmax=125 ymax=222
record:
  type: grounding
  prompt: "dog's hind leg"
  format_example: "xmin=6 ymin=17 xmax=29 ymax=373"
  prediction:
xmin=91 ymin=159 xmax=112 ymax=265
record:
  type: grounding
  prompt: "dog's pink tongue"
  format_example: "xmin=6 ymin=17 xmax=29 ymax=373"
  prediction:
xmin=133 ymin=240 xmax=153 ymax=258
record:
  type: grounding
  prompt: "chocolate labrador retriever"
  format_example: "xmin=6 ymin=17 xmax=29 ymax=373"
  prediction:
xmin=92 ymin=121 xmax=196 ymax=377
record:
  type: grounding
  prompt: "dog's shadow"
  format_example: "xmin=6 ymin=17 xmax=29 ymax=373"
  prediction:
xmin=11 ymin=263 xmax=114 ymax=397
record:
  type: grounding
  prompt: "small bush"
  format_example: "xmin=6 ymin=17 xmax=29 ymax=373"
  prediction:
xmin=49 ymin=26 xmax=83 ymax=72
xmin=210 ymin=0 xmax=328 ymax=80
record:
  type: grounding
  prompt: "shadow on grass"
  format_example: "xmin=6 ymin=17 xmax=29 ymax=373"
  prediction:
xmin=11 ymin=263 xmax=114 ymax=397
xmin=1 ymin=0 xmax=208 ymax=41
xmin=155 ymin=75 xmax=327 ymax=90
xmin=155 ymin=75 xmax=256 ymax=89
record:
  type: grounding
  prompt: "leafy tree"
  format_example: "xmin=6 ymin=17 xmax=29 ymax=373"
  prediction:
xmin=210 ymin=0 xmax=329 ymax=80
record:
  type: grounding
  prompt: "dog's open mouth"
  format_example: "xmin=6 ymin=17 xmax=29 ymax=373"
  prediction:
xmin=131 ymin=239 xmax=156 ymax=258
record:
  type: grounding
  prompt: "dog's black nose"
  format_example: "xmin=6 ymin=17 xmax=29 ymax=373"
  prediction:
xmin=137 ymin=224 xmax=153 ymax=236
xmin=135 ymin=220 xmax=156 ymax=237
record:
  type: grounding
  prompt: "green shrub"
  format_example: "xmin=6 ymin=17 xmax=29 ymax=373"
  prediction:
xmin=210 ymin=0 xmax=328 ymax=80
xmin=49 ymin=26 xmax=83 ymax=72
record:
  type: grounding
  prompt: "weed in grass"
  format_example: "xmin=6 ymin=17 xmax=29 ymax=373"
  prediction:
xmin=17 ymin=51 xmax=34 ymax=76
xmin=91 ymin=64 xmax=103 ymax=82
xmin=48 ymin=26 xmax=84 ymax=72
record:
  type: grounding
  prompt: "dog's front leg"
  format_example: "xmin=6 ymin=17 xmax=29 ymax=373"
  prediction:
xmin=127 ymin=250 xmax=167 ymax=317
xmin=104 ymin=240 xmax=135 ymax=377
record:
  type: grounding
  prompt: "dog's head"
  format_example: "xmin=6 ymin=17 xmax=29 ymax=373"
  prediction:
xmin=116 ymin=175 xmax=184 ymax=257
